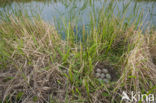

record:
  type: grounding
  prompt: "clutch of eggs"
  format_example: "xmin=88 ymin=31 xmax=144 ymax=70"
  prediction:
xmin=95 ymin=68 xmax=111 ymax=83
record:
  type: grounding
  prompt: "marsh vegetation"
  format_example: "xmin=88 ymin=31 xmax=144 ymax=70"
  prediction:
xmin=0 ymin=0 xmax=156 ymax=103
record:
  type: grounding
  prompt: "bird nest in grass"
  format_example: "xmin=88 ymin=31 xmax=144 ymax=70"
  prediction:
xmin=94 ymin=62 xmax=119 ymax=83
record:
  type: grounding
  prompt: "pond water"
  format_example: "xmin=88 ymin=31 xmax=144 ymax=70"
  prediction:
xmin=0 ymin=0 xmax=156 ymax=29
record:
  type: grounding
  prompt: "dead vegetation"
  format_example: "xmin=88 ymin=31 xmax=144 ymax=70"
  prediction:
xmin=113 ymin=30 xmax=156 ymax=102
xmin=0 ymin=17 xmax=68 ymax=102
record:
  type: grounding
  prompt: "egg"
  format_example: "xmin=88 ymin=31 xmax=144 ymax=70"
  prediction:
xmin=96 ymin=73 xmax=100 ymax=78
xmin=106 ymin=74 xmax=111 ymax=80
xmin=103 ymin=79 xmax=109 ymax=83
xmin=98 ymin=78 xmax=103 ymax=81
xmin=102 ymin=69 xmax=108 ymax=73
xmin=100 ymin=73 xmax=105 ymax=78
xmin=96 ymin=68 xmax=101 ymax=73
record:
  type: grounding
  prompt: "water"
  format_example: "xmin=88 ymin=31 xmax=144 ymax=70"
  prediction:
xmin=0 ymin=0 xmax=156 ymax=29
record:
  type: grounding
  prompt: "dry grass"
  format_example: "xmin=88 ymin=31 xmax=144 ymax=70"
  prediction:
xmin=148 ymin=32 xmax=156 ymax=64
xmin=113 ymin=30 xmax=156 ymax=101
xmin=0 ymin=17 xmax=69 ymax=102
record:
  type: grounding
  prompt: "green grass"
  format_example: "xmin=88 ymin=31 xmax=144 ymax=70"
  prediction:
xmin=0 ymin=0 xmax=156 ymax=103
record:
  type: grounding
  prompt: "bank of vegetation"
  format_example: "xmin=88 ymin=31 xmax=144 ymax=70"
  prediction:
xmin=0 ymin=0 xmax=156 ymax=103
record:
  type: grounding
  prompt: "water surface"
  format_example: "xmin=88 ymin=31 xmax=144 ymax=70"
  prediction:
xmin=0 ymin=0 xmax=156 ymax=29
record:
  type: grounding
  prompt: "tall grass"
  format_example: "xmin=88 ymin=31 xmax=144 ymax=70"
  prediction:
xmin=0 ymin=0 xmax=156 ymax=103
